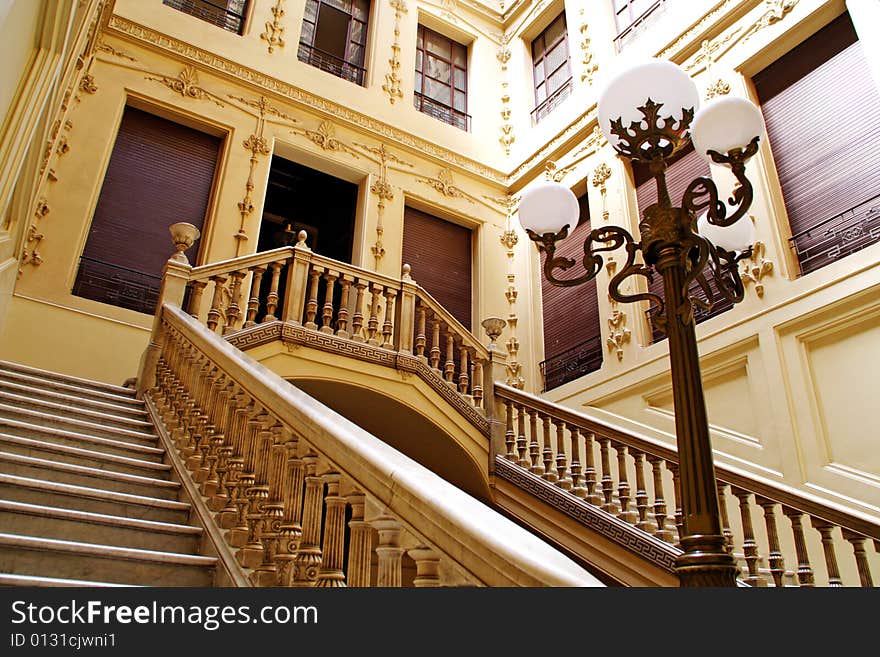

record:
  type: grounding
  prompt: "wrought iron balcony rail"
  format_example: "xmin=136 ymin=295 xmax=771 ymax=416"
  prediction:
xmin=613 ymin=0 xmax=667 ymax=51
xmin=789 ymin=193 xmax=880 ymax=276
xmin=297 ymin=43 xmax=366 ymax=86
xmin=73 ymin=256 xmax=161 ymax=315
xmin=540 ymin=335 xmax=603 ymax=392
xmin=162 ymin=0 xmax=248 ymax=35
xmin=531 ymin=78 xmax=573 ymax=125
xmin=413 ymin=92 xmax=471 ymax=131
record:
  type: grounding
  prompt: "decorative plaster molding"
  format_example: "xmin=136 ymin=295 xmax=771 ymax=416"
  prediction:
xmin=260 ymin=0 xmax=286 ymax=54
xmin=741 ymin=0 xmax=800 ymax=44
xmin=145 ymin=65 xmax=225 ymax=107
xmin=740 ymin=240 xmax=773 ymax=298
xmin=607 ymin=310 xmax=631 ymax=361
xmin=497 ymin=32 xmax=514 ymax=155
xmin=79 ymin=73 xmax=98 ymax=94
xmin=417 ymin=168 xmax=474 ymax=203
xmin=106 ymin=15 xmax=506 ymax=184
xmin=292 ymin=120 xmax=359 ymax=157
xmin=96 ymin=38 xmax=136 ymax=61
xmin=591 ymin=162 xmax=612 ymax=223
xmin=382 ymin=0 xmax=408 ymax=104
xmin=20 ymin=200 xmax=50 ymax=274
xmin=658 ymin=0 xmax=740 ymax=59
xmin=578 ymin=10 xmax=599 ymax=86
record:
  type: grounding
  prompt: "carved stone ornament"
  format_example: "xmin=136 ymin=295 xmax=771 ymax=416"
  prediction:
xmin=146 ymin=66 xmax=224 ymax=107
xmin=606 ymin=309 xmax=631 ymax=361
xmin=261 ymin=0 xmax=286 ymax=54
xmin=79 ymin=73 xmax=98 ymax=94
xmin=742 ymin=0 xmax=800 ymax=43
xmin=739 ymin=240 xmax=773 ymax=297
xmin=298 ymin=121 xmax=359 ymax=157
xmin=382 ymin=0 xmax=408 ymax=104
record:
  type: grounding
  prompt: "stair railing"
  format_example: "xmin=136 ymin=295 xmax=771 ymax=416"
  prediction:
xmin=159 ymin=233 xmax=491 ymax=418
xmin=140 ymin=301 xmax=601 ymax=587
xmin=494 ymin=383 xmax=880 ymax=587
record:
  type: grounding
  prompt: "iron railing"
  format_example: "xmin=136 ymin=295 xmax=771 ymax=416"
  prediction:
xmin=540 ymin=335 xmax=603 ymax=391
xmin=163 ymin=0 xmax=248 ymax=34
xmin=531 ymin=78 xmax=573 ymax=125
xmin=73 ymin=257 xmax=162 ymax=315
xmin=297 ymin=43 xmax=366 ymax=86
xmin=613 ymin=0 xmax=667 ymax=51
xmin=789 ymin=193 xmax=880 ymax=276
xmin=413 ymin=92 xmax=471 ymax=131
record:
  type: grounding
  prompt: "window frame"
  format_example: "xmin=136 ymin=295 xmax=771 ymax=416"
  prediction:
xmin=298 ymin=0 xmax=371 ymax=86
xmin=162 ymin=0 xmax=250 ymax=35
xmin=413 ymin=25 xmax=470 ymax=131
xmin=530 ymin=12 xmax=573 ymax=124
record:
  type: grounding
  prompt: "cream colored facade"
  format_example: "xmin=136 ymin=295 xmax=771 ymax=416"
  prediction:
xmin=1 ymin=0 xmax=878 ymax=547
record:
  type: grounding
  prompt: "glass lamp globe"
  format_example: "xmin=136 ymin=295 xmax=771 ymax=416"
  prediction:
xmin=517 ymin=181 xmax=579 ymax=236
xmin=697 ymin=211 xmax=756 ymax=252
xmin=691 ymin=96 xmax=766 ymax=162
xmin=598 ymin=59 xmax=700 ymax=152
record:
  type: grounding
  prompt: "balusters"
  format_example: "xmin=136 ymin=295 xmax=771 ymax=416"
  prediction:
xmin=598 ymin=437 xmax=617 ymax=514
xmin=206 ymin=275 xmax=227 ymax=332
xmin=367 ymin=284 xmax=382 ymax=346
xmin=263 ymin=261 xmax=284 ymax=322
xmin=570 ymin=428 xmax=586 ymax=499
xmin=382 ymin=288 xmax=396 ymax=349
xmin=223 ymin=270 xmax=246 ymax=334
xmin=632 ymin=450 xmax=653 ymax=532
xmin=291 ymin=453 xmax=324 ymax=587
xmin=554 ymin=420 xmax=571 ymax=491
xmin=504 ymin=401 xmax=516 ymax=461
xmin=757 ymin=497 xmax=786 ymax=587
xmin=429 ymin=315 xmax=442 ymax=373
xmin=415 ymin=303 xmax=427 ymax=359
xmin=647 ymin=455 xmax=673 ymax=542
xmin=472 ymin=358 xmax=484 ymax=408
xmin=528 ymin=409 xmax=543 ymax=476
xmin=373 ymin=516 xmax=403 ymax=587
xmin=346 ymin=492 xmax=372 ymax=587
xmin=541 ymin=414 xmax=556 ymax=483
xmin=615 ymin=443 xmax=635 ymax=523
xmin=351 ymin=281 xmax=367 ymax=341
xmin=444 ymin=331 xmax=455 ymax=385
xmin=668 ymin=462 xmax=683 ymax=545
xmin=336 ymin=275 xmax=352 ymax=339
xmin=315 ymin=472 xmax=347 ymax=587
xmin=583 ymin=432 xmax=601 ymax=506
xmin=304 ymin=268 xmax=322 ymax=330
xmin=717 ymin=483 xmax=734 ymax=555
xmin=187 ymin=280 xmax=207 ymax=319
xmin=458 ymin=345 xmax=469 ymax=394
xmin=516 ymin=404 xmax=528 ymax=468
xmin=842 ymin=530 xmax=874 ymax=587
xmin=782 ymin=507 xmax=815 ymax=587
xmin=409 ymin=546 xmax=441 ymax=587
xmin=321 ymin=270 xmax=337 ymax=334
xmin=276 ymin=437 xmax=305 ymax=585
xmin=733 ymin=489 xmax=762 ymax=586
xmin=811 ymin=518 xmax=843 ymax=587
xmin=243 ymin=266 xmax=265 ymax=328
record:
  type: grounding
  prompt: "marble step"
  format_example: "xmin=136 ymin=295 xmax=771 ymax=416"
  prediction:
xmin=0 ymin=378 xmax=148 ymax=420
xmin=0 ymin=420 xmax=164 ymax=461
xmin=0 ymin=403 xmax=157 ymax=445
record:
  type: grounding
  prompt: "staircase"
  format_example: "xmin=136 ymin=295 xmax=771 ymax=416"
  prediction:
xmin=0 ymin=360 xmax=217 ymax=587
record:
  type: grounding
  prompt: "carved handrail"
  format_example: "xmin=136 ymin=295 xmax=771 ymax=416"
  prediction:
xmin=145 ymin=303 xmax=601 ymax=587
xmin=188 ymin=246 xmax=295 ymax=282
xmin=494 ymin=382 xmax=880 ymax=586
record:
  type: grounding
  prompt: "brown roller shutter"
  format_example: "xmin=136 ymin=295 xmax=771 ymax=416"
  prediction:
xmin=540 ymin=193 xmax=602 ymax=389
xmin=402 ymin=206 xmax=472 ymax=329
xmin=634 ymin=144 xmax=732 ymax=340
xmin=73 ymin=107 xmax=221 ymax=314
xmin=754 ymin=12 xmax=880 ymax=275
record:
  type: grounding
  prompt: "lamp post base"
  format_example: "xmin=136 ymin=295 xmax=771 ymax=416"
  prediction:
xmin=675 ymin=534 xmax=740 ymax=587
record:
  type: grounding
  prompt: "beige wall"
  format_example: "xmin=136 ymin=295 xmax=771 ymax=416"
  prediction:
xmin=1 ymin=0 xmax=878 ymax=517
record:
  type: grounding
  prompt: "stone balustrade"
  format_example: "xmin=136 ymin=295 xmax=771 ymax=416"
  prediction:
xmin=494 ymin=383 xmax=880 ymax=587
xmin=142 ymin=303 xmax=602 ymax=587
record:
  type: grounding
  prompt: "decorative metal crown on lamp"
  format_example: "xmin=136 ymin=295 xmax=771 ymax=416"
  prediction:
xmin=517 ymin=59 xmax=767 ymax=587
xmin=518 ymin=58 xmax=766 ymax=331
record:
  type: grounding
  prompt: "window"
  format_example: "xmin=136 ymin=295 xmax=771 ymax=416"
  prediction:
xmin=633 ymin=144 xmax=732 ymax=342
xmin=298 ymin=0 xmax=370 ymax=86
xmin=612 ymin=0 xmax=666 ymax=49
xmin=540 ymin=193 xmax=603 ymax=390
xmin=754 ymin=12 xmax=880 ymax=276
xmin=414 ymin=26 xmax=470 ymax=131
xmin=162 ymin=0 xmax=249 ymax=34
xmin=531 ymin=13 xmax=573 ymax=124
xmin=73 ymin=108 xmax=220 ymax=315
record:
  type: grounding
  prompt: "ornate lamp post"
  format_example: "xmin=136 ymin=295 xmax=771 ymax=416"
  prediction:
xmin=517 ymin=59 xmax=765 ymax=587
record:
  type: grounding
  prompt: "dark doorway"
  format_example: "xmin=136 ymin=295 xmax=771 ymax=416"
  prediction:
xmin=258 ymin=155 xmax=357 ymax=263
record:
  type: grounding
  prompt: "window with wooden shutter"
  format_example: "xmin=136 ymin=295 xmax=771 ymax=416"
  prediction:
xmin=754 ymin=12 xmax=880 ymax=276
xmin=73 ymin=107 xmax=220 ymax=315
xmin=633 ymin=144 xmax=732 ymax=342
xmin=402 ymin=207 xmax=472 ymax=330
xmin=540 ymin=193 xmax=603 ymax=391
